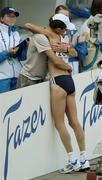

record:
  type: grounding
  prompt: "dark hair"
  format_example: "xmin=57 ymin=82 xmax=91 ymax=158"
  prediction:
xmin=55 ymin=5 xmax=68 ymax=14
xmin=49 ymin=18 xmax=66 ymax=29
xmin=90 ymin=0 xmax=102 ymax=16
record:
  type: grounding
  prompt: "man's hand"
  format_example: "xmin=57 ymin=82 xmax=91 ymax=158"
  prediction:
xmin=54 ymin=59 xmax=72 ymax=73
xmin=67 ymin=64 xmax=72 ymax=74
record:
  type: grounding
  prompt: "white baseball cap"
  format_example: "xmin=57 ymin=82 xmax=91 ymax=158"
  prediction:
xmin=52 ymin=13 xmax=70 ymax=29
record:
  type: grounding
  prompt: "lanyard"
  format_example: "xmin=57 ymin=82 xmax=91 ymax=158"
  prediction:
xmin=0 ymin=29 xmax=15 ymax=49
xmin=0 ymin=29 xmax=16 ymax=64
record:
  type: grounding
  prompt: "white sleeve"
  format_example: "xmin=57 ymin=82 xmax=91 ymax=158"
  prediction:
xmin=32 ymin=34 xmax=51 ymax=53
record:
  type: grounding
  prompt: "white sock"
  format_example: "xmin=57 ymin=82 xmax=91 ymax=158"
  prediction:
xmin=68 ymin=152 xmax=77 ymax=163
xmin=80 ymin=151 xmax=86 ymax=163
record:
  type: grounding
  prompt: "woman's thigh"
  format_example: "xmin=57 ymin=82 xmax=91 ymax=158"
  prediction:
xmin=50 ymin=85 xmax=66 ymax=126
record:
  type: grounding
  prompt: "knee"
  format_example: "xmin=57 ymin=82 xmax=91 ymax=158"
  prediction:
xmin=69 ymin=120 xmax=79 ymax=130
xmin=54 ymin=122 xmax=61 ymax=131
xmin=54 ymin=122 xmax=65 ymax=133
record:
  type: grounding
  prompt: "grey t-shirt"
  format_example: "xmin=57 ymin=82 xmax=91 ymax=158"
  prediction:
xmin=21 ymin=34 xmax=51 ymax=80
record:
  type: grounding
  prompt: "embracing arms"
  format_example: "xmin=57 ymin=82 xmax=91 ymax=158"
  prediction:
xmin=45 ymin=49 xmax=72 ymax=73
xmin=24 ymin=23 xmax=77 ymax=57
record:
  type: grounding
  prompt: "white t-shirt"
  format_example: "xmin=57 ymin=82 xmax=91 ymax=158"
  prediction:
xmin=21 ymin=34 xmax=51 ymax=80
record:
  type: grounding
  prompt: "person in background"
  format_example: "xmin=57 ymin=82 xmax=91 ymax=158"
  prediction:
xmin=80 ymin=0 xmax=102 ymax=71
xmin=54 ymin=5 xmax=89 ymax=74
xmin=24 ymin=14 xmax=90 ymax=173
xmin=80 ymin=0 xmax=102 ymax=34
xmin=0 ymin=7 xmax=27 ymax=93
xmin=55 ymin=4 xmax=76 ymax=30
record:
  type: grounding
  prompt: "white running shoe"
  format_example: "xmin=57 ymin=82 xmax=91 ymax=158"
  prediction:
xmin=80 ymin=160 xmax=90 ymax=171
xmin=59 ymin=160 xmax=82 ymax=174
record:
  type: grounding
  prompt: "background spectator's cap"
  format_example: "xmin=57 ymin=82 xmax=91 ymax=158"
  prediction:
xmin=52 ymin=13 xmax=70 ymax=29
xmin=0 ymin=7 xmax=19 ymax=17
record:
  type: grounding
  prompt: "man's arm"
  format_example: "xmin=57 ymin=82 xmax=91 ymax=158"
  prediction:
xmin=32 ymin=34 xmax=72 ymax=72
xmin=45 ymin=49 xmax=72 ymax=72
xmin=24 ymin=23 xmax=51 ymax=37
xmin=25 ymin=23 xmax=77 ymax=57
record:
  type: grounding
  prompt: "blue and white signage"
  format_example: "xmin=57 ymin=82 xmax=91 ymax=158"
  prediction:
xmin=0 ymin=70 xmax=102 ymax=180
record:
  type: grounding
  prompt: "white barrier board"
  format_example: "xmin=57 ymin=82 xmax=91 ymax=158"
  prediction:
xmin=0 ymin=70 xmax=102 ymax=180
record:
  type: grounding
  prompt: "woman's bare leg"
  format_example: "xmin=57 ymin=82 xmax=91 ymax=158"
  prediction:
xmin=65 ymin=93 xmax=90 ymax=170
xmin=66 ymin=93 xmax=85 ymax=151
xmin=51 ymin=85 xmax=73 ymax=152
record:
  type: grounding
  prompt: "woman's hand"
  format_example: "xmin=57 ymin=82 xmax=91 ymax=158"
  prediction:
xmin=52 ymin=43 xmax=68 ymax=53
xmin=51 ymin=43 xmax=77 ymax=57
xmin=68 ymin=48 xmax=77 ymax=57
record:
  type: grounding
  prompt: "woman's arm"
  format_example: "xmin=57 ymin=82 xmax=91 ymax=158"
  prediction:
xmin=24 ymin=23 xmax=77 ymax=57
xmin=52 ymin=43 xmax=77 ymax=57
xmin=45 ymin=49 xmax=72 ymax=72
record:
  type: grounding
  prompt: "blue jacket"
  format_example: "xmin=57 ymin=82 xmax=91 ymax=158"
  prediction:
xmin=66 ymin=30 xmax=88 ymax=62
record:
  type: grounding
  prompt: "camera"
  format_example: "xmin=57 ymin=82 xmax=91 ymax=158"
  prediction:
xmin=97 ymin=60 xmax=102 ymax=69
xmin=87 ymin=14 xmax=102 ymax=43
xmin=88 ymin=14 xmax=102 ymax=104
xmin=93 ymin=60 xmax=102 ymax=105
